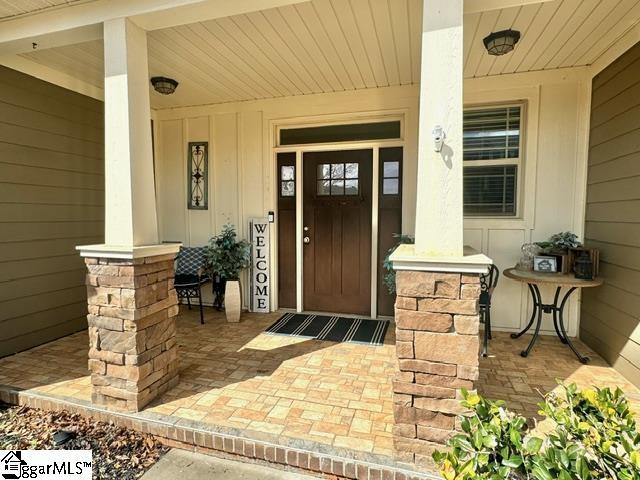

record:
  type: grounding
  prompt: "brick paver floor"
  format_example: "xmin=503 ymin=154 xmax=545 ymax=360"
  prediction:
xmin=0 ymin=308 xmax=638 ymax=459
xmin=479 ymin=330 xmax=640 ymax=427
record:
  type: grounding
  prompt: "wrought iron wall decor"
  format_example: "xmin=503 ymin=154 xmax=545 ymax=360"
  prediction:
xmin=188 ymin=142 xmax=208 ymax=210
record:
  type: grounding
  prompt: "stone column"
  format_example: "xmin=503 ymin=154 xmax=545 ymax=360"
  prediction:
xmin=392 ymin=269 xmax=482 ymax=466
xmin=85 ymin=253 xmax=179 ymax=412
xmin=78 ymin=18 xmax=182 ymax=411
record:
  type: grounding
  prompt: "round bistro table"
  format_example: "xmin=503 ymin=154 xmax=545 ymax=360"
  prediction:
xmin=503 ymin=267 xmax=603 ymax=363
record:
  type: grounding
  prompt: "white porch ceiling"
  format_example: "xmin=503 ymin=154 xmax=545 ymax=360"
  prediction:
xmin=0 ymin=0 xmax=93 ymax=21
xmin=13 ymin=0 xmax=640 ymax=109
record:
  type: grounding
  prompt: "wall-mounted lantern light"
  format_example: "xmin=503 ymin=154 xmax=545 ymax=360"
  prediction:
xmin=483 ymin=29 xmax=521 ymax=56
xmin=150 ymin=76 xmax=179 ymax=95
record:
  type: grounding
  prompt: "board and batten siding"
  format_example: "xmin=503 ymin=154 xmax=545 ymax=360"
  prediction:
xmin=0 ymin=65 xmax=104 ymax=358
xmin=154 ymin=75 xmax=588 ymax=335
xmin=581 ymin=43 xmax=640 ymax=388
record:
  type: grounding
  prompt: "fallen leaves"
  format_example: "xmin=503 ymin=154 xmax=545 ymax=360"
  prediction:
xmin=0 ymin=402 xmax=167 ymax=480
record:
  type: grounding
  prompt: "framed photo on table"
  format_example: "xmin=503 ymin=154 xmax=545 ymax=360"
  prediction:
xmin=533 ymin=255 xmax=557 ymax=273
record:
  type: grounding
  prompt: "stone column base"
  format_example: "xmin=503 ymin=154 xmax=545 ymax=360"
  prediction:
xmin=84 ymin=253 xmax=179 ymax=412
xmin=392 ymin=270 xmax=482 ymax=467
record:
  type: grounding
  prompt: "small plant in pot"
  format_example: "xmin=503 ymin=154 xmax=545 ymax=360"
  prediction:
xmin=536 ymin=231 xmax=581 ymax=254
xmin=383 ymin=234 xmax=415 ymax=294
xmin=205 ymin=224 xmax=250 ymax=323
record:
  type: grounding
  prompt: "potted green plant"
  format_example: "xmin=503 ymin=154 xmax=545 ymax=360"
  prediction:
xmin=535 ymin=231 xmax=581 ymax=254
xmin=535 ymin=231 xmax=581 ymax=274
xmin=205 ymin=224 xmax=250 ymax=322
xmin=382 ymin=234 xmax=414 ymax=294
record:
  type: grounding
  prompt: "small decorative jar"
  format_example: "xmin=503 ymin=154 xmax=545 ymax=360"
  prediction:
xmin=517 ymin=243 xmax=540 ymax=271
xmin=574 ymin=251 xmax=594 ymax=280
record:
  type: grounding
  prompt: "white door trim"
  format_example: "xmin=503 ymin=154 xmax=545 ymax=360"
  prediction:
xmin=271 ymin=116 xmax=406 ymax=318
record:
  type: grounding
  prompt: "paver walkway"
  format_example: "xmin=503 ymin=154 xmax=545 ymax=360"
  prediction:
xmin=0 ymin=307 xmax=638 ymax=463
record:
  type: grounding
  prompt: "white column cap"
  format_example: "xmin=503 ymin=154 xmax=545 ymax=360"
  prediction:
xmin=390 ymin=244 xmax=492 ymax=274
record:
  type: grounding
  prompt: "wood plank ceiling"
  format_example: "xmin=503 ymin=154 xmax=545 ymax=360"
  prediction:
xmin=0 ymin=0 xmax=91 ymax=20
xmin=15 ymin=0 xmax=640 ymax=109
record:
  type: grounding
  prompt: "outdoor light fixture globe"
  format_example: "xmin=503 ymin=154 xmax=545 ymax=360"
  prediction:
xmin=483 ymin=29 xmax=521 ymax=56
xmin=150 ymin=76 xmax=179 ymax=95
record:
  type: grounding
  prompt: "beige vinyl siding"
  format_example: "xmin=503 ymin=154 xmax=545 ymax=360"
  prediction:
xmin=581 ymin=42 xmax=640 ymax=388
xmin=0 ymin=65 xmax=103 ymax=358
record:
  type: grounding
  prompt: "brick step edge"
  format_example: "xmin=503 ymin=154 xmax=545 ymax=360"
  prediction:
xmin=0 ymin=386 xmax=439 ymax=480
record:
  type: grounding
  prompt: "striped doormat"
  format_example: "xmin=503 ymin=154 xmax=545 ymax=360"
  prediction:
xmin=265 ymin=313 xmax=389 ymax=346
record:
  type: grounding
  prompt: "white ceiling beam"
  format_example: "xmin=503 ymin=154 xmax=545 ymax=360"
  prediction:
xmin=0 ymin=24 xmax=102 ymax=56
xmin=0 ymin=0 xmax=308 ymax=53
xmin=131 ymin=0 xmax=309 ymax=31
xmin=0 ymin=54 xmax=104 ymax=100
xmin=464 ymin=0 xmax=555 ymax=14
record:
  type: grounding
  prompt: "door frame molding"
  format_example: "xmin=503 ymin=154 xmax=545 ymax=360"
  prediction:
xmin=271 ymin=112 xmax=406 ymax=318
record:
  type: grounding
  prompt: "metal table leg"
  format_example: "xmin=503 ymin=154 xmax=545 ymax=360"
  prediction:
xmin=520 ymin=284 xmax=543 ymax=357
xmin=511 ymin=283 xmax=538 ymax=339
xmin=551 ymin=287 xmax=568 ymax=344
xmin=557 ymin=287 xmax=589 ymax=364
xmin=512 ymin=283 xmax=588 ymax=363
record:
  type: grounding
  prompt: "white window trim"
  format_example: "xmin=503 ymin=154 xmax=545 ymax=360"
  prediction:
xmin=274 ymin=115 xmax=404 ymax=148
xmin=463 ymin=101 xmax=526 ymax=219
xmin=463 ymin=85 xmax=540 ymax=231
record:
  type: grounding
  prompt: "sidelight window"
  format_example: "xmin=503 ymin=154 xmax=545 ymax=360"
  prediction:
xmin=382 ymin=160 xmax=400 ymax=195
xmin=280 ymin=165 xmax=295 ymax=197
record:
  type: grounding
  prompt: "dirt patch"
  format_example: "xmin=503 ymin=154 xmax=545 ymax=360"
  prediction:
xmin=0 ymin=402 xmax=167 ymax=479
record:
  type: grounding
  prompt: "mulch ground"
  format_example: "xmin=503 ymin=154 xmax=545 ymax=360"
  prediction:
xmin=0 ymin=402 xmax=167 ymax=480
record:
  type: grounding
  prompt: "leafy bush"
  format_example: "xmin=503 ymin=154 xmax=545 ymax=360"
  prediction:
xmin=433 ymin=385 xmax=640 ymax=480
xmin=382 ymin=234 xmax=414 ymax=294
xmin=535 ymin=231 xmax=581 ymax=253
xmin=205 ymin=224 xmax=250 ymax=281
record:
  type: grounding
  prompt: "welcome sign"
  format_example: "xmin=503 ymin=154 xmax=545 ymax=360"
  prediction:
xmin=250 ymin=218 xmax=270 ymax=313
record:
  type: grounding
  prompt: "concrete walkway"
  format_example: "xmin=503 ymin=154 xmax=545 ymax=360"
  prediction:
xmin=141 ymin=449 xmax=319 ymax=479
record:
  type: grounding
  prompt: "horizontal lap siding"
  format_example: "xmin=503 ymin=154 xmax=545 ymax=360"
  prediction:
xmin=0 ymin=65 xmax=104 ymax=358
xmin=582 ymin=43 xmax=640 ymax=388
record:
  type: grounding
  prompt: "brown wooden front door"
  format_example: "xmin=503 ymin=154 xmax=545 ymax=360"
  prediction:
xmin=303 ymin=149 xmax=372 ymax=315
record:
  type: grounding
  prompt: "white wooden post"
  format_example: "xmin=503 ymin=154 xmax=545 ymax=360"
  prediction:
xmin=103 ymin=17 xmax=158 ymax=247
xmin=77 ymin=18 xmax=180 ymax=413
xmin=413 ymin=0 xmax=463 ymax=257
xmin=389 ymin=2 xmax=492 ymax=463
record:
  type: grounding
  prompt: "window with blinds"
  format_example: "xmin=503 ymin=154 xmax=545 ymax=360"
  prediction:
xmin=463 ymin=105 xmax=523 ymax=216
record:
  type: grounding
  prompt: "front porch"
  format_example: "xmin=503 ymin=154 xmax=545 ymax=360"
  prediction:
xmin=1 ymin=308 xmax=638 ymax=476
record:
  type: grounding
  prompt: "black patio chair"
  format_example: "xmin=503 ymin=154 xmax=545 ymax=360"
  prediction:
xmin=174 ymin=246 xmax=210 ymax=324
xmin=480 ymin=264 xmax=499 ymax=357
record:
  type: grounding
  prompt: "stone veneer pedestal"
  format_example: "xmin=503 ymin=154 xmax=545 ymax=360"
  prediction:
xmin=389 ymin=245 xmax=489 ymax=468
xmin=83 ymin=253 xmax=179 ymax=412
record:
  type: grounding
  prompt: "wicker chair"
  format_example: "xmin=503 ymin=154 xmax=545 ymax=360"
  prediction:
xmin=174 ymin=246 xmax=210 ymax=324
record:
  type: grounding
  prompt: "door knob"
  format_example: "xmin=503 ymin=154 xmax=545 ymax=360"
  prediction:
xmin=303 ymin=236 xmax=310 ymax=244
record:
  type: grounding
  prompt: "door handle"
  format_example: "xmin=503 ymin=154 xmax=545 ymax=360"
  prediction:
xmin=303 ymin=236 xmax=310 ymax=244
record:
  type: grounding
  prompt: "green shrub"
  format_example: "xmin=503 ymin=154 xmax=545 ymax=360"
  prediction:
xmin=382 ymin=234 xmax=414 ymax=294
xmin=205 ymin=224 xmax=250 ymax=281
xmin=432 ymin=385 xmax=640 ymax=480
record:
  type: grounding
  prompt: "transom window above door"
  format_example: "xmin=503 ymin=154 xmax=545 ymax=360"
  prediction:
xmin=317 ymin=162 xmax=359 ymax=196
xmin=278 ymin=120 xmax=401 ymax=146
